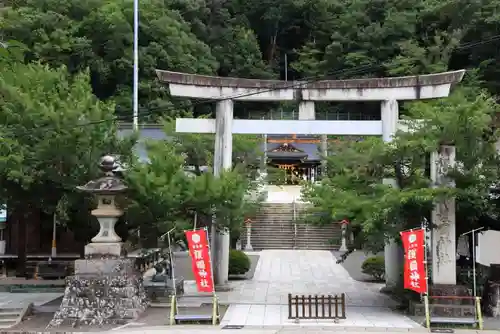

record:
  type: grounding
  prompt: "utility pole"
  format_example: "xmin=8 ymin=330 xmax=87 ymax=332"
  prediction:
xmin=284 ymin=53 xmax=288 ymax=82
xmin=132 ymin=0 xmax=139 ymax=131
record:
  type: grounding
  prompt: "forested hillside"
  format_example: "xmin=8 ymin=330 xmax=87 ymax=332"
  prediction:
xmin=1 ymin=0 xmax=500 ymax=119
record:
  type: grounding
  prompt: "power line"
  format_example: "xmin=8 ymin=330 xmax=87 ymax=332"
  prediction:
xmin=3 ymin=34 xmax=500 ymax=219
xmin=2 ymin=33 xmax=500 ymax=133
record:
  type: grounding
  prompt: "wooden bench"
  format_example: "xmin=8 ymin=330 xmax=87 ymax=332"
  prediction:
xmin=169 ymin=295 xmax=220 ymax=325
xmin=430 ymin=317 xmax=478 ymax=325
xmin=424 ymin=295 xmax=483 ymax=329
xmin=24 ymin=261 xmax=38 ymax=279
xmin=37 ymin=261 xmax=71 ymax=280
xmin=174 ymin=314 xmax=213 ymax=323
xmin=144 ymin=277 xmax=184 ymax=301
xmin=23 ymin=261 xmax=73 ymax=280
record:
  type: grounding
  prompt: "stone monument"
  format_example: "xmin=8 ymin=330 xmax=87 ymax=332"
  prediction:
xmin=48 ymin=155 xmax=148 ymax=328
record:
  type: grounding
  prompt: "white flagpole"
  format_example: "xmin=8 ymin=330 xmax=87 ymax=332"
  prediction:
xmin=132 ymin=0 xmax=139 ymax=131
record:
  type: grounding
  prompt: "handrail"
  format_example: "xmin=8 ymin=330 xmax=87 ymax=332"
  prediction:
xmin=293 ymin=223 xmax=298 ymax=249
xmin=292 ymin=200 xmax=297 ymax=249
xmin=129 ymin=248 xmax=164 ymax=273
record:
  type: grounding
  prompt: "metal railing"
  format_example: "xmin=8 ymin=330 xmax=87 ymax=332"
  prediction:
xmin=292 ymin=200 xmax=297 ymax=249
xmin=129 ymin=248 xmax=164 ymax=273
xmin=247 ymin=110 xmax=380 ymax=121
xmin=293 ymin=223 xmax=298 ymax=250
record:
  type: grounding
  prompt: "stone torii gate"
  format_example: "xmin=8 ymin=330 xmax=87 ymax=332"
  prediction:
xmin=156 ymin=69 xmax=465 ymax=289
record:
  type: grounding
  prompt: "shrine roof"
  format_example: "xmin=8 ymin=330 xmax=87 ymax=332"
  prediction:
xmin=264 ymin=142 xmax=321 ymax=161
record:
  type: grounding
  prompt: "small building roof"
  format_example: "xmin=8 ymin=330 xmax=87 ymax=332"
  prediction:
xmin=264 ymin=142 xmax=321 ymax=161
xmin=118 ymin=124 xmax=322 ymax=162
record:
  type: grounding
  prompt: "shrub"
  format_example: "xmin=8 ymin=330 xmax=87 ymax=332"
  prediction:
xmin=229 ymin=249 xmax=251 ymax=275
xmin=361 ymin=256 xmax=385 ymax=281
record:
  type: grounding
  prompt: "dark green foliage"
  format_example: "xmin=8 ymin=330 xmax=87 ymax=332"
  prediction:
xmin=361 ymin=256 xmax=385 ymax=281
xmin=302 ymin=81 xmax=500 ymax=257
xmin=228 ymin=249 xmax=251 ymax=275
xmin=3 ymin=0 xmax=500 ymax=263
xmin=124 ymin=119 xmax=266 ymax=245
xmin=2 ymin=0 xmax=500 ymax=119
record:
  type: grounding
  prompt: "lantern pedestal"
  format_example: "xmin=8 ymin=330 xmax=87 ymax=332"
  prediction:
xmin=49 ymin=156 xmax=148 ymax=328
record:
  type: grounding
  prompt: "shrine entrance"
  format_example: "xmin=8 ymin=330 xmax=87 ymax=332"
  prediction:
xmin=267 ymin=140 xmax=321 ymax=184
xmin=155 ymin=68 xmax=465 ymax=289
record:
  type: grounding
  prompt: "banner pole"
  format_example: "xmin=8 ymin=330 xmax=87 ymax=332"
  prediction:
xmin=422 ymin=220 xmax=431 ymax=329
xmin=204 ymin=226 xmax=218 ymax=325
xmin=421 ymin=220 xmax=429 ymax=295
xmin=204 ymin=226 xmax=216 ymax=297
xmin=166 ymin=227 xmax=178 ymax=315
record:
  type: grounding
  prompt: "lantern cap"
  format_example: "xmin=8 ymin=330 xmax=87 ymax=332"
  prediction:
xmin=76 ymin=155 xmax=127 ymax=195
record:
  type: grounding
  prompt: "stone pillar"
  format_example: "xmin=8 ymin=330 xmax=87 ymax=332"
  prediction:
xmin=381 ymin=99 xmax=402 ymax=290
xmin=321 ymin=135 xmax=327 ymax=178
xmin=212 ymin=99 xmax=234 ymax=289
xmin=381 ymin=100 xmax=398 ymax=142
xmin=298 ymin=101 xmax=315 ymax=120
xmin=214 ymin=99 xmax=234 ymax=176
xmin=431 ymin=145 xmax=457 ymax=285
xmin=299 ymin=101 xmax=324 ymax=179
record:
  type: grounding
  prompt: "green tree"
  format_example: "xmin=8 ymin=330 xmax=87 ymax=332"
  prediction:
xmin=303 ymin=82 xmax=500 ymax=254
xmin=0 ymin=62 xmax=136 ymax=270
xmin=0 ymin=0 xmax=219 ymax=119
xmin=125 ymin=119 xmax=265 ymax=246
xmin=0 ymin=39 xmax=26 ymax=63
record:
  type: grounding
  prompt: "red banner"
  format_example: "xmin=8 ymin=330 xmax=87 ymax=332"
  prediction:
xmin=185 ymin=229 xmax=214 ymax=293
xmin=401 ymin=228 xmax=427 ymax=294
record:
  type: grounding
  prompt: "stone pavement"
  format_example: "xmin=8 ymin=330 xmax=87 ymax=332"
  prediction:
xmin=95 ymin=325 xmax=488 ymax=334
xmin=0 ymin=292 xmax=62 ymax=308
xmin=181 ymin=250 xmax=421 ymax=328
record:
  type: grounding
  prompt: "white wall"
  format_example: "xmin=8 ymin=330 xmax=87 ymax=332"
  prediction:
xmin=477 ymin=230 xmax=500 ymax=266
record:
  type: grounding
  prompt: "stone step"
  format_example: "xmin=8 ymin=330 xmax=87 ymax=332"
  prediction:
xmin=245 ymin=204 xmax=341 ymax=250
xmin=251 ymin=233 xmax=340 ymax=240
xmin=0 ymin=309 xmax=22 ymax=329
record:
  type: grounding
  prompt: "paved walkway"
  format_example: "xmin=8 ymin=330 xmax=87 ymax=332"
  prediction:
xmin=99 ymin=325 xmax=484 ymax=334
xmin=183 ymin=250 xmax=421 ymax=328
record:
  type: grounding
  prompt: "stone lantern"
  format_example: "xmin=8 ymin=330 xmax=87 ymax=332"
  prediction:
xmin=76 ymin=155 xmax=127 ymax=257
xmin=48 ymin=155 xmax=148 ymax=328
xmin=339 ymin=219 xmax=349 ymax=252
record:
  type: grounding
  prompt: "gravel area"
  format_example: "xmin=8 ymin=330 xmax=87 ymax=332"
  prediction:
xmin=332 ymin=250 xmax=384 ymax=283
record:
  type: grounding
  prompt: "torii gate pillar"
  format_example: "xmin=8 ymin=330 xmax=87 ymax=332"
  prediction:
xmin=381 ymin=99 xmax=403 ymax=290
xmin=212 ymin=99 xmax=233 ymax=288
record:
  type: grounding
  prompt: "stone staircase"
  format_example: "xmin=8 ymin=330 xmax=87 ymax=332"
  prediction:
xmin=241 ymin=203 xmax=341 ymax=250
xmin=0 ymin=305 xmax=31 ymax=329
